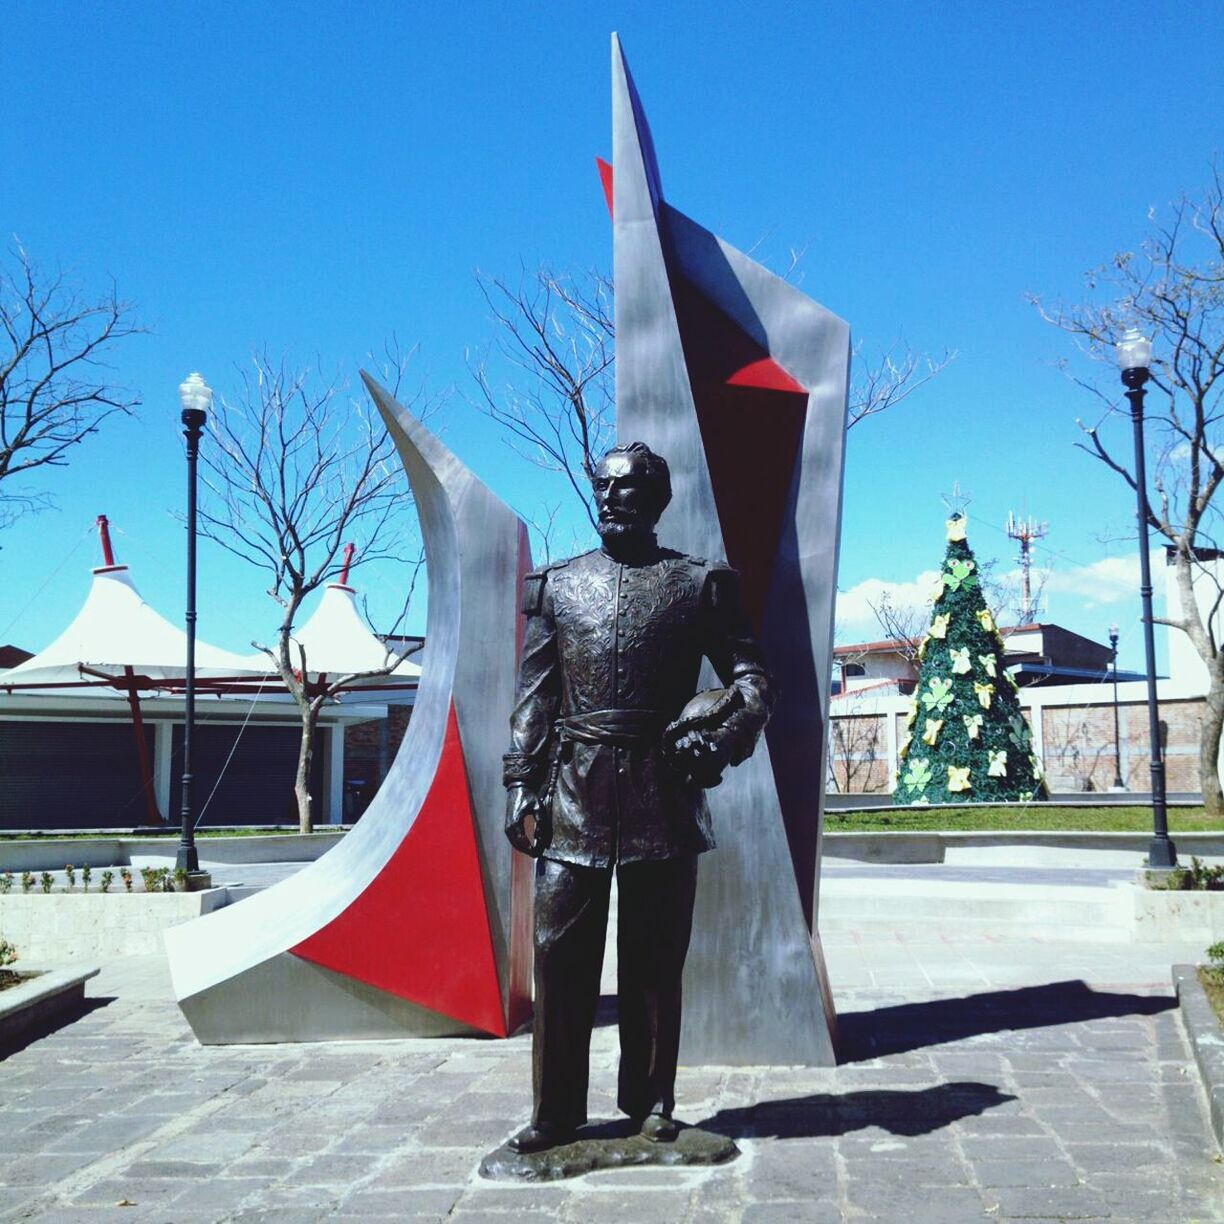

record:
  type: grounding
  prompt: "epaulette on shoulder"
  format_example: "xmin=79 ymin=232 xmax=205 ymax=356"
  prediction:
xmin=520 ymin=557 xmax=573 ymax=615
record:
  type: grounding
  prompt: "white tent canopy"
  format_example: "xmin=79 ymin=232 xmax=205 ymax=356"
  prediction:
xmin=239 ymin=583 xmax=421 ymax=683
xmin=0 ymin=565 xmax=261 ymax=690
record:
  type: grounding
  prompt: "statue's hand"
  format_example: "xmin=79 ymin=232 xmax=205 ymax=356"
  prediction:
xmin=671 ymin=729 xmax=732 ymax=788
xmin=505 ymin=785 xmax=550 ymax=858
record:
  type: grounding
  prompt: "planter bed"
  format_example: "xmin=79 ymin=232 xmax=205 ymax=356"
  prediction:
xmin=1173 ymin=964 xmax=1224 ymax=1149
xmin=0 ymin=965 xmax=99 ymax=1046
xmin=0 ymin=890 xmax=229 ymax=959
xmin=0 ymin=831 xmax=344 ymax=874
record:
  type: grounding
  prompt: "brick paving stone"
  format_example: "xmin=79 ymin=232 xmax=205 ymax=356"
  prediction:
xmin=339 ymin=1187 xmax=464 ymax=1216
xmin=969 ymin=1157 xmax=1082 ymax=1188
xmin=984 ymin=1183 xmax=1119 ymax=1218
xmin=845 ymin=1182 xmax=989 ymax=1220
xmin=0 ymin=1154 xmax=99 ymax=1187
xmin=460 ymin=1184 xmax=573 ymax=1211
xmin=558 ymin=1189 xmax=695 ymax=1222
xmin=741 ymin=1202 xmax=842 ymax=1223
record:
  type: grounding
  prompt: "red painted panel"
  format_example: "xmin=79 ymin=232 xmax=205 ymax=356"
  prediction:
xmin=668 ymin=275 xmax=808 ymax=629
xmin=291 ymin=703 xmax=506 ymax=1036
xmin=596 ymin=157 xmax=614 ymax=219
xmin=726 ymin=357 xmax=806 ymax=395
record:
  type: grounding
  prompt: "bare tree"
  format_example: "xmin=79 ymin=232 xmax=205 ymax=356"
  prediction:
xmin=470 ymin=267 xmax=614 ymax=531
xmin=848 ymin=340 xmax=957 ymax=429
xmin=472 ymin=264 xmax=952 ymax=533
xmin=1032 ymin=166 xmax=1224 ymax=812
xmin=0 ymin=244 xmax=142 ymax=526
xmin=827 ymin=701 xmax=887 ymax=794
xmin=866 ymin=591 xmax=928 ymax=664
xmin=197 ymin=346 xmax=424 ymax=833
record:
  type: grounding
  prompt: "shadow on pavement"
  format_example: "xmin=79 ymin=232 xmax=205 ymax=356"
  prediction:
xmin=837 ymin=980 xmax=1173 ymax=1063
xmin=699 ymin=1081 xmax=1016 ymax=1139
xmin=0 ymin=994 xmax=114 ymax=1061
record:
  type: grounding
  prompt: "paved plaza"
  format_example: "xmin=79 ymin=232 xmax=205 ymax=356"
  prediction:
xmin=2 ymin=872 xmax=1223 ymax=1222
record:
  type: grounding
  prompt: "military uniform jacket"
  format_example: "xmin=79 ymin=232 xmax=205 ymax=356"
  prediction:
xmin=504 ymin=546 xmax=772 ymax=868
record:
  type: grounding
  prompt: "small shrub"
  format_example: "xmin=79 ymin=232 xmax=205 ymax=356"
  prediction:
xmin=120 ymin=868 xmax=133 ymax=893
xmin=1207 ymin=941 xmax=1224 ymax=983
xmin=20 ymin=872 xmax=34 ymax=894
xmin=64 ymin=864 xmax=76 ymax=891
xmin=100 ymin=869 xmax=114 ymax=894
xmin=139 ymin=866 xmax=172 ymax=893
xmin=173 ymin=866 xmax=188 ymax=890
xmin=0 ymin=872 xmax=12 ymax=894
xmin=39 ymin=872 xmax=53 ymax=894
xmin=81 ymin=865 xmax=92 ymax=892
xmin=0 ymin=937 xmax=17 ymax=989
xmin=1161 ymin=857 xmax=1224 ymax=891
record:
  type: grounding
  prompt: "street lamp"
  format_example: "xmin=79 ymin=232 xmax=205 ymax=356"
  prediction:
xmin=1108 ymin=623 xmax=1124 ymax=790
xmin=1115 ymin=330 xmax=1177 ymax=869
xmin=178 ymin=372 xmax=211 ymax=878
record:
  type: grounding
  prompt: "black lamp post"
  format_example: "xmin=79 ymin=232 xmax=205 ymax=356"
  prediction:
xmin=178 ymin=372 xmax=211 ymax=876
xmin=1116 ymin=330 xmax=1177 ymax=869
xmin=1108 ymin=623 xmax=1124 ymax=789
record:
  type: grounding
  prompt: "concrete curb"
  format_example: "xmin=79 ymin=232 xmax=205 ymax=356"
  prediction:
xmin=0 ymin=831 xmax=345 ymax=872
xmin=0 ymin=964 xmax=99 ymax=1046
xmin=1173 ymin=963 xmax=1224 ymax=1149
xmin=823 ymin=830 xmax=1224 ymax=865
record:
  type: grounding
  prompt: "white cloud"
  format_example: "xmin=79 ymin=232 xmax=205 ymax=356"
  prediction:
xmin=835 ymin=550 xmax=1164 ymax=646
xmin=835 ymin=570 xmax=941 ymax=640
xmin=1040 ymin=551 xmax=1161 ymax=607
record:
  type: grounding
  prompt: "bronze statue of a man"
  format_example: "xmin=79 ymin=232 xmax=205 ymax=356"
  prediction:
xmin=501 ymin=441 xmax=773 ymax=1153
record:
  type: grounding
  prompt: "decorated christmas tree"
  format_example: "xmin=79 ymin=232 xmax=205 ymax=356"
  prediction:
xmin=893 ymin=513 xmax=1047 ymax=805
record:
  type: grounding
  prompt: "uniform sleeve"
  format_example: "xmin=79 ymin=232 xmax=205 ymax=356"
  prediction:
xmin=502 ymin=570 xmax=561 ymax=789
xmin=702 ymin=564 xmax=774 ymax=764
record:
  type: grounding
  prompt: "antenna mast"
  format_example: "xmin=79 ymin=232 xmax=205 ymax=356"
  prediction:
xmin=1006 ymin=511 xmax=1048 ymax=623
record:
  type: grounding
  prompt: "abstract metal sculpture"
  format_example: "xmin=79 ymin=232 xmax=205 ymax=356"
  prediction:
xmin=164 ymin=378 xmax=533 ymax=1043
xmin=608 ymin=35 xmax=850 ymax=1065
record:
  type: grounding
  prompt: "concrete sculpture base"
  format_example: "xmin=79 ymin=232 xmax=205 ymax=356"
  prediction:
xmin=480 ymin=1123 xmax=739 ymax=1181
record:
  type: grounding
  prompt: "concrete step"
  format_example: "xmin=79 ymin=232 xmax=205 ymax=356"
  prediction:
xmin=818 ymin=876 xmax=1133 ymax=941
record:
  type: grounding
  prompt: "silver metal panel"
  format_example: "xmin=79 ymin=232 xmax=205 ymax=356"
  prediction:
xmin=611 ymin=35 xmax=846 ymax=1065
xmin=164 ymin=381 xmax=528 ymax=1042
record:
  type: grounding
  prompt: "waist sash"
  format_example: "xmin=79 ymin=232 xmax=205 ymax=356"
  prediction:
xmin=557 ymin=709 xmax=666 ymax=747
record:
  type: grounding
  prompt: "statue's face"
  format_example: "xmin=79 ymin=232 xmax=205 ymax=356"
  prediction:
xmin=593 ymin=451 xmax=664 ymax=536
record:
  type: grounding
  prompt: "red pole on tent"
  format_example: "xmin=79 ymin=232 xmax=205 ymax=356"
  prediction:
xmin=337 ymin=542 xmax=356 ymax=588
xmin=96 ymin=514 xmax=118 ymax=568
xmin=123 ymin=666 xmax=162 ymax=827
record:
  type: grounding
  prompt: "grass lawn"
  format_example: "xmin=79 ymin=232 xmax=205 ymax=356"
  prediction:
xmin=825 ymin=805 xmax=1224 ymax=833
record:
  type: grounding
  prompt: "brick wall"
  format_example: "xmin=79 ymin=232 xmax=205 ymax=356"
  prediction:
xmin=831 ymin=695 xmax=1207 ymax=796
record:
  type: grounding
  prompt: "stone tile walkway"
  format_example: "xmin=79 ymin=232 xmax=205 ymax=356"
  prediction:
xmin=1 ymin=932 xmax=1221 ymax=1223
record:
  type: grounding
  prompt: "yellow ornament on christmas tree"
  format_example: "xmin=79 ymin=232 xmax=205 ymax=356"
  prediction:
xmin=947 ymin=765 xmax=971 ymax=792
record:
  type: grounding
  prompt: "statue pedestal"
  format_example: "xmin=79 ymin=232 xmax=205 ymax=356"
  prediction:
xmin=479 ymin=1121 xmax=739 ymax=1182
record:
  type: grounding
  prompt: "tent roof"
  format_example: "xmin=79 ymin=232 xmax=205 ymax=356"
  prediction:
xmin=239 ymin=584 xmax=421 ymax=682
xmin=0 ymin=566 xmax=261 ymax=689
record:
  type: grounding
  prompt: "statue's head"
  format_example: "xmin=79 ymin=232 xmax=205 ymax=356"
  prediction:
xmin=593 ymin=442 xmax=671 ymax=545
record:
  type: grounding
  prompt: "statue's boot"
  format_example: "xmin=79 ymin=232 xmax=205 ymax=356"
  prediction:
xmin=639 ymin=1112 xmax=679 ymax=1143
xmin=506 ymin=1123 xmax=575 ymax=1154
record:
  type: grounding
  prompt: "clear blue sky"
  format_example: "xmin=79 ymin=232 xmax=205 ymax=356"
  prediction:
xmin=2 ymin=1 xmax=1221 ymax=672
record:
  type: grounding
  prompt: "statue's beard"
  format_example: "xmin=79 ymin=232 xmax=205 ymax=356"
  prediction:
xmin=597 ymin=517 xmax=657 ymax=556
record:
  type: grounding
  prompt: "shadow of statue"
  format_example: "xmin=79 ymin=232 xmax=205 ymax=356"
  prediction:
xmin=699 ymin=1080 xmax=1016 ymax=1140
xmin=837 ymin=980 xmax=1173 ymax=1063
